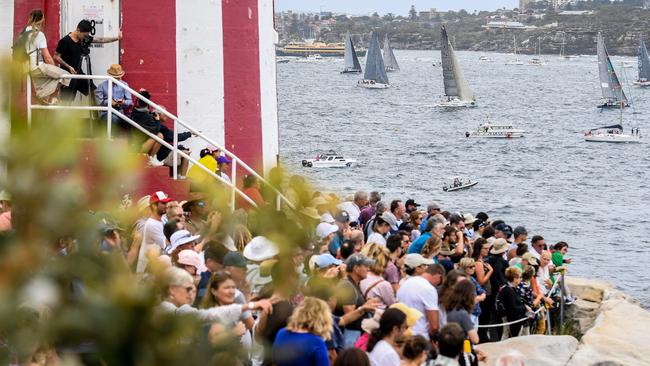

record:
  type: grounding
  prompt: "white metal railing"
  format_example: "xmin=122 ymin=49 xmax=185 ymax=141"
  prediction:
xmin=26 ymin=74 xmax=295 ymax=212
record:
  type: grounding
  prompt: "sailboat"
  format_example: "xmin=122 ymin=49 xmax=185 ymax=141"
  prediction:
xmin=559 ymin=32 xmax=577 ymax=60
xmin=585 ymin=102 xmax=639 ymax=142
xmin=506 ymin=35 xmax=524 ymax=65
xmin=634 ymin=39 xmax=650 ymax=87
xmin=383 ymin=34 xmax=400 ymax=72
xmin=341 ymin=31 xmax=362 ymax=74
xmin=596 ymin=32 xmax=629 ymax=109
xmin=435 ymin=26 xmax=477 ymax=108
xmin=358 ymin=32 xmax=389 ymax=89
xmin=528 ymin=37 xmax=545 ymax=66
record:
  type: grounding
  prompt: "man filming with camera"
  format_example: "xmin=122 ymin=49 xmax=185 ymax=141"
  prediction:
xmin=54 ymin=19 xmax=122 ymax=101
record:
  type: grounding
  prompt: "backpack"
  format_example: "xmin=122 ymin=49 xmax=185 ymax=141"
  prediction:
xmin=12 ymin=29 xmax=36 ymax=64
xmin=494 ymin=285 xmax=508 ymax=317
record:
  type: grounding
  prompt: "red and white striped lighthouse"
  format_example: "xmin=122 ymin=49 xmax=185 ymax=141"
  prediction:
xmin=4 ymin=0 xmax=279 ymax=174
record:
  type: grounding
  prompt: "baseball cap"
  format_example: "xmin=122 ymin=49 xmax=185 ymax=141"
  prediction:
xmin=405 ymin=199 xmax=421 ymax=208
xmin=346 ymin=254 xmax=375 ymax=270
xmin=404 ymin=253 xmax=434 ymax=269
xmin=216 ymin=156 xmax=232 ymax=165
xmin=476 ymin=212 xmax=489 ymax=222
xmin=207 ymin=144 xmax=219 ymax=152
xmin=316 ymin=222 xmax=339 ymax=239
xmin=335 ymin=210 xmax=350 ymax=223
xmin=320 ymin=213 xmax=335 ymax=224
xmin=149 ymin=191 xmax=172 ymax=204
xmin=494 ymin=223 xmax=513 ymax=237
xmin=513 ymin=226 xmax=528 ymax=237
xmin=315 ymin=253 xmax=342 ymax=268
xmin=177 ymin=249 xmax=207 ymax=273
xmin=381 ymin=211 xmax=398 ymax=231
xmin=223 ymin=252 xmax=247 ymax=268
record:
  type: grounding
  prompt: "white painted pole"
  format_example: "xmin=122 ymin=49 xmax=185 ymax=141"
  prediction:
xmin=107 ymin=79 xmax=112 ymax=139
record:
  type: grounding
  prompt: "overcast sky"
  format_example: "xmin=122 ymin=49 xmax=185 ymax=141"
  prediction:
xmin=275 ymin=0 xmax=519 ymax=14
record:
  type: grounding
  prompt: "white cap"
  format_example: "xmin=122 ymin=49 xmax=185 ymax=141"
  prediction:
xmin=316 ymin=222 xmax=339 ymax=239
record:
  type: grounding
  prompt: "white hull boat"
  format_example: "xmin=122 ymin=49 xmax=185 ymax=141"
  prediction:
xmin=358 ymin=80 xmax=389 ymax=89
xmin=341 ymin=31 xmax=363 ymax=74
xmin=506 ymin=59 xmax=524 ymax=66
xmin=302 ymin=151 xmax=357 ymax=168
xmin=633 ymin=80 xmax=650 ymax=87
xmin=436 ymin=98 xmax=477 ymax=108
xmin=443 ymin=177 xmax=478 ymax=192
xmin=466 ymin=123 xmax=525 ymax=138
xmin=584 ymin=133 xmax=640 ymax=143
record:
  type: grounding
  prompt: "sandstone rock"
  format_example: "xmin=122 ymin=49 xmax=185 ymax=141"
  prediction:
xmin=565 ymin=277 xmax=612 ymax=303
xmin=477 ymin=335 xmax=578 ymax=366
xmin=566 ymin=298 xmax=649 ymax=366
xmin=567 ymin=298 xmax=601 ymax=335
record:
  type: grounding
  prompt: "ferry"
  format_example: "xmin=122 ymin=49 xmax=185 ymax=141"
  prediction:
xmin=466 ymin=123 xmax=525 ymax=138
xmin=276 ymin=42 xmax=366 ymax=58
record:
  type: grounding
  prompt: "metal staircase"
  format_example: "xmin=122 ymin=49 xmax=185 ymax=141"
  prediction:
xmin=26 ymin=74 xmax=294 ymax=211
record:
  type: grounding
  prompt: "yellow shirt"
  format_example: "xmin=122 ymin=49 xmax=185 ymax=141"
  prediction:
xmin=187 ymin=155 xmax=217 ymax=184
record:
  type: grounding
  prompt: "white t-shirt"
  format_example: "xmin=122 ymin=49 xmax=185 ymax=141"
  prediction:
xmin=396 ymin=276 xmax=439 ymax=339
xmin=369 ymin=340 xmax=400 ymax=366
xmin=537 ymin=264 xmax=551 ymax=294
xmin=25 ymin=26 xmax=47 ymax=71
xmin=136 ymin=217 xmax=166 ymax=273
xmin=367 ymin=232 xmax=387 ymax=246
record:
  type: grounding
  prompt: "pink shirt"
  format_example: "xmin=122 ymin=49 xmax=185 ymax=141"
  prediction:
xmin=0 ymin=211 xmax=11 ymax=231
xmin=360 ymin=272 xmax=396 ymax=309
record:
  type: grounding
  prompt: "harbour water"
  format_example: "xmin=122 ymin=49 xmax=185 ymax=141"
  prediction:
xmin=278 ymin=50 xmax=650 ymax=307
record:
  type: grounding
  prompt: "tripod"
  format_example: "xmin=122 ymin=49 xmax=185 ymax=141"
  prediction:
xmin=78 ymin=53 xmax=98 ymax=135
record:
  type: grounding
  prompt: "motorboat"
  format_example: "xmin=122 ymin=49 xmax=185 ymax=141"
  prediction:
xmin=584 ymin=124 xmax=640 ymax=143
xmin=478 ymin=55 xmax=491 ymax=62
xmin=302 ymin=151 xmax=357 ymax=168
xmin=308 ymin=54 xmax=323 ymax=60
xmin=466 ymin=123 xmax=525 ymax=138
xmin=276 ymin=57 xmax=291 ymax=64
xmin=443 ymin=177 xmax=478 ymax=192
xmin=436 ymin=97 xmax=477 ymax=108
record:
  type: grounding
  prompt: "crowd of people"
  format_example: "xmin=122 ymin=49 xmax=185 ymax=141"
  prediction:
xmin=45 ymin=186 xmax=571 ymax=366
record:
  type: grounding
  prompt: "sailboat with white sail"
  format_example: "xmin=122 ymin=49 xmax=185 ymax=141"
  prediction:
xmin=435 ymin=26 xmax=477 ymax=108
xmin=596 ymin=32 xmax=629 ymax=109
xmin=528 ymin=37 xmax=545 ymax=66
xmin=341 ymin=31 xmax=362 ymax=74
xmin=383 ymin=34 xmax=400 ymax=72
xmin=634 ymin=38 xmax=650 ymax=87
xmin=358 ymin=32 xmax=389 ymax=89
xmin=506 ymin=35 xmax=524 ymax=65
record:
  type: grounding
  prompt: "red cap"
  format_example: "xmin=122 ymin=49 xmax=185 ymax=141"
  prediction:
xmin=149 ymin=191 xmax=172 ymax=204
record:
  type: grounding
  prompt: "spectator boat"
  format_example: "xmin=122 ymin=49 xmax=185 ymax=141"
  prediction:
xmin=505 ymin=36 xmax=524 ymax=66
xmin=443 ymin=177 xmax=478 ymax=192
xmin=584 ymin=124 xmax=640 ymax=143
xmin=466 ymin=123 xmax=526 ymax=138
xmin=358 ymin=32 xmax=390 ymax=89
xmin=435 ymin=26 xmax=477 ymax=108
xmin=302 ymin=151 xmax=357 ymax=168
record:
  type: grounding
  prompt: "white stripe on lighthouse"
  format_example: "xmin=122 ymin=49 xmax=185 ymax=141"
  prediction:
xmin=0 ymin=0 xmax=15 ymax=53
xmin=257 ymin=0 xmax=280 ymax=172
xmin=176 ymin=0 xmax=225 ymax=155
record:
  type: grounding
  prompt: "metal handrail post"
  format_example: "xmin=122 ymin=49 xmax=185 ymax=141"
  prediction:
xmin=276 ymin=195 xmax=281 ymax=211
xmin=26 ymin=75 xmax=32 ymax=128
xmin=106 ymin=79 xmax=112 ymax=139
xmin=231 ymin=159 xmax=237 ymax=212
xmin=172 ymin=119 xmax=178 ymax=180
xmin=560 ymin=271 xmax=565 ymax=329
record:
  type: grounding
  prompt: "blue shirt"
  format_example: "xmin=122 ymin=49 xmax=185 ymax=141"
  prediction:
xmin=469 ymin=276 xmax=485 ymax=317
xmin=94 ymin=80 xmax=133 ymax=110
xmin=408 ymin=232 xmax=431 ymax=254
xmin=272 ymin=329 xmax=329 ymax=366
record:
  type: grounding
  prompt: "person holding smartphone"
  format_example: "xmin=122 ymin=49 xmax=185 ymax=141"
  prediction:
xmin=95 ymin=64 xmax=133 ymax=132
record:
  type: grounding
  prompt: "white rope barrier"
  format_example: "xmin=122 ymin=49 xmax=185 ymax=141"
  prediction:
xmin=476 ymin=276 xmax=562 ymax=329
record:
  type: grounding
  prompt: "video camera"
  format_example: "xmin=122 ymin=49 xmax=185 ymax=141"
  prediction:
xmin=81 ymin=35 xmax=94 ymax=55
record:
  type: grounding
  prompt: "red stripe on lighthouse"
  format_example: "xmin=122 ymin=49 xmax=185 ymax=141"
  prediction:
xmin=222 ymin=0 xmax=263 ymax=173
xmin=13 ymin=0 xmax=60 ymax=49
xmin=121 ymin=0 xmax=178 ymax=115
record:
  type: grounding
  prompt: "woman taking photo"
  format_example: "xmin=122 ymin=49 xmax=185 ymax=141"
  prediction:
xmin=272 ymin=297 xmax=332 ymax=366
xmin=367 ymin=308 xmax=407 ymax=366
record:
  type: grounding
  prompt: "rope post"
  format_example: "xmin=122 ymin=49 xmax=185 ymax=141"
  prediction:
xmin=230 ymin=159 xmax=237 ymax=212
xmin=172 ymin=119 xmax=178 ymax=180
xmin=107 ymin=79 xmax=113 ymax=139
xmin=546 ymin=302 xmax=552 ymax=335
xmin=26 ymin=75 xmax=32 ymax=129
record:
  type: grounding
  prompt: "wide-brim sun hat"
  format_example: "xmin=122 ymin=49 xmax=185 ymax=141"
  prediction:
xmin=390 ymin=303 xmax=423 ymax=328
xmin=243 ymin=236 xmax=279 ymax=262
xmin=463 ymin=213 xmax=477 ymax=225
xmin=300 ymin=207 xmax=321 ymax=220
xmin=490 ymin=238 xmax=509 ymax=255
xmin=168 ymin=230 xmax=201 ymax=254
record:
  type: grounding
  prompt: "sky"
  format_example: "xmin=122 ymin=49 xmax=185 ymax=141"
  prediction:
xmin=275 ymin=0 xmax=520 ymax=15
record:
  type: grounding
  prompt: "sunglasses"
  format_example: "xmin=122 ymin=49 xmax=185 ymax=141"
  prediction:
xmin=197 ymin=201 xmax=206 ymax=208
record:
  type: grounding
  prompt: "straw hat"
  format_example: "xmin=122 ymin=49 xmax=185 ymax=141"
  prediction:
xmin=107 ymin=64 xmax=125 ymax=78
xmin=490 ymin=238 xmax=509 ymax=255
